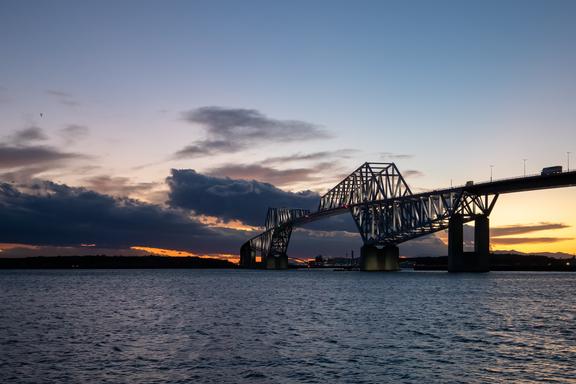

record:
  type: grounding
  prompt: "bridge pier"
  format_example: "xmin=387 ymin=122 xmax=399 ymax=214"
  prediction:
xmin=448 ymin=214 xmax=490 ymax=272
xmin=240 ymin=242 xmax=256 ymax=268
xmin=360 ymin=244 xmax=400 ymax=271
xmin=265 ymin=254 xmax=288 ymax=270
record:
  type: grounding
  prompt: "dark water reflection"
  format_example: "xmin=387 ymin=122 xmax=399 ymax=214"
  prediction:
xmin=1 ymin=269 xmax=574 ymax=383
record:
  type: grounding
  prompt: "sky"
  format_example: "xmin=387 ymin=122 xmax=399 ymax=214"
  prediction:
xmin=1 ymin=0 xmax=575 ymax=260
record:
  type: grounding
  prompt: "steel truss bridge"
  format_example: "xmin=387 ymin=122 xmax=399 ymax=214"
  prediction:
xmin=240 ymin=162 xmax=576 ymax=271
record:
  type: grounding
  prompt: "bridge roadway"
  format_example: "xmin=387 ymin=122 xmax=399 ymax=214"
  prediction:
xmin=240 ymin=163 xmax=576 ymax=272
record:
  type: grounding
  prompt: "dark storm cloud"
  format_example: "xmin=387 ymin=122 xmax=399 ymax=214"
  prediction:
xmin=491 ymin=222 xmax=570 ymax=237
xmin=0 ymin=180 xmax=249 ymax=253
xmin=167 ymin=169 xmax=320 ymax=226
xmin=176 ymin=107 xmax=331 ymax=157
xmin=0 ymin=177 xmax=359 ymax=257
xmin=0 ymin=145 xmax=84 ymax=169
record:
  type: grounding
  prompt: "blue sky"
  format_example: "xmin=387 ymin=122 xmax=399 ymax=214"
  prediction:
xmin=1 ymin=0 xmax=575 ymax=258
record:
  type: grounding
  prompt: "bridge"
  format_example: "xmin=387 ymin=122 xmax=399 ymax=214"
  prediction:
xmin=240 ymin=162 xmax=576 ymax=272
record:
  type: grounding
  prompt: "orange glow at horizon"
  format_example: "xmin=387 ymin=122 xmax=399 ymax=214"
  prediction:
xmin=131 ymin=246 xmax=197 ymax=257
xmin=196 ymin=215 xmax=260 ymax=231
xmin=130 ymin=246 xmax=240 ymax=263
xmin=0 ymin=243 xmax=39 ymax=251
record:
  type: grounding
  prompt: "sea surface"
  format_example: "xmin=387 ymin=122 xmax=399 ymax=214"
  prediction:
xmin=0 ymin=269 xmax=575 ymax=383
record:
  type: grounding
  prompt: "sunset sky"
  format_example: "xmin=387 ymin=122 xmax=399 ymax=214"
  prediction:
xmin=1 ymin=0 xmax=575 ymax=260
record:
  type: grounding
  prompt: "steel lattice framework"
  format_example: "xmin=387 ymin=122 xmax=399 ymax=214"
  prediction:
xmin=319 ymin=163 xmax=412 ymax=211
xmin=241 ymin=162 xmax=501 ymax=267
xmin=240 ymin=208 xmax=310 ymax=267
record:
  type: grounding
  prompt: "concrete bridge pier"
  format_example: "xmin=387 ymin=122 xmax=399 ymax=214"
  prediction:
xmin=240 ymin=242 xmax=255 ymax=268
xmin=360 ymin=244 xmax=400 ymax=271
xmin=448 ymin=214 xmax=490 ymax=272
xmin=266 ymin=254 xmax=288 ymax=270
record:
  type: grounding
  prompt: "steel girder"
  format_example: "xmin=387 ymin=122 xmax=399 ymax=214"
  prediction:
xmin=352 ymin=190 xmax=499 ymax=245
xmin=243 ymin=208 xmax=310 ymax=266
xmin=319 ymin=162 xmax=412 ymax=211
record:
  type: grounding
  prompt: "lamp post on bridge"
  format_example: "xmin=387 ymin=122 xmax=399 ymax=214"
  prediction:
xmin=523 ymin=159 xmax=527 ymax=177
xmin=490 ymin=165 xmax=494 ymax=182
xmin=568 ymin=152 xmax=571 ymax=172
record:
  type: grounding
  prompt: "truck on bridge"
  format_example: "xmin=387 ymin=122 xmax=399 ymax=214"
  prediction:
xmin=541 ymin=166 xmax=562 ymax=176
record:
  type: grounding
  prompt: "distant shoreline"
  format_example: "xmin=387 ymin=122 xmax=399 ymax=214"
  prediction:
xmin=0 ymin=254 xmax=574 ymax=272
xmin=0 ymin=255 xmax=236 ymax=269
xmin=407 ymin=253 xmax=575 ymax=272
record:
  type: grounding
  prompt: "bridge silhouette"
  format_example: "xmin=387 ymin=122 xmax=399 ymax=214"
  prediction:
xmin=240 ymin=162 xmax=576 ymax=272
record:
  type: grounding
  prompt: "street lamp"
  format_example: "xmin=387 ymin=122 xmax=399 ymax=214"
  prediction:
xmin=568 ymin=152 xmax=571 ymax=172
xmin=523 ymin=159 xmax=528 ymax=176
xmin=490 ymin=165 xmax=494 ymax=182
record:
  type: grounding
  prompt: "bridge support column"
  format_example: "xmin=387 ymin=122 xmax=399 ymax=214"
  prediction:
xmin=265 ymin=254 xmax=288 ymax=270
xmin=240 ymin=242 xmax=255 ymax=268
xmin=448 ymin=214 xmax=464 ymax=272
xmin=360 ymin=245 xmax=400 ymax=271
xmin=474 ymin=215 xmax=490 ymax=272
xmin=448 ymin=214 xmax=490 ymax=272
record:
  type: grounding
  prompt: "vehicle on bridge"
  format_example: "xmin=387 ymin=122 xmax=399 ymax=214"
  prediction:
xmin=541 ymin=166 xmax=562 ymax=176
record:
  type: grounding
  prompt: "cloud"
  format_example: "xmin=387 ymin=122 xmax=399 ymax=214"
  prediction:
xmin=167 ymin=169 xmax=320 ymax=226
xmin=404 ymin=169 xmax=424 ymax=178
xmin=59 ymin=124 xmax=89 ymax=144
xmin=381 ymin=152 xmax=413 ymax=160
xmin=300 ymin=213 xmax=359 ymax=233
xmin=82 ymin=175 xmax=160 ymax=198
xmin=206 ymin=163 xmax=328 ymax=187
xmin=491 ymin=222 xmax=570 ymax=237
xmin=46 ymin=90 xmax=72 ymax=98
xmin=0 ymin=177 xmax=335 ymax=257
xmin=174 ymin=140 xmax=239 ymax=158
xmin=176 ymin=107 xmax=331 ymax=157
xmin=491 ymin=237 xmax=573 ymax=245
xmin=0 ymin=145 xmax=84 ymax=169
xmin=264 ymin=149 xmax=358 ymax=164
xmin=169 ymin=168 xmax=362 ymax=232
xmin=46 ymin=89 xmax=80 ymax=107
xmin=0 ymin=180 xmax=249 ymax=253
xmin=8 ymin=127 xmax=47 ymax=145
xmin=489 ymin=222 xmax=572 ymax=247
xmin=0 ymin=165 xmax=55 ymax=183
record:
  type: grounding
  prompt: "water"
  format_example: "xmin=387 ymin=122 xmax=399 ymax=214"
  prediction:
xmin=0 ymin=269 xmax=574 ymax=383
